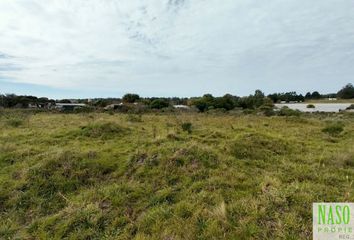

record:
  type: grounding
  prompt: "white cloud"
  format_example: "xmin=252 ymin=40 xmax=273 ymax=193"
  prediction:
xmin=0 ymin=0 xmax=354 ymax=96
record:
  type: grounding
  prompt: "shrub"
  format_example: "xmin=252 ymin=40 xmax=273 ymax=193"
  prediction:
xmin=306 ymin=104 xmax=315 ymax=109
xmin=181 ymin=122 xmax=192 ymax=133
xmin=277 ymin=107 xmax=301 ymax=117
xmin=337 ymin=83 xmax=354 ymax=99
xmin=122 ymin=93 xmax=140 ymax=103
xmin=346 ymin=104 xmax=354 ymax=110
xmin=322 ymin=122 xmax=344 ymax=136
xmin=259 ymin=105 xmax=275 ymax=116
xmin=150 ymin=99 xmax=170 ymax=109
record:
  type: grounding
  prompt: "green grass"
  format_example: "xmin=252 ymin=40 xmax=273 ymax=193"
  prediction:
xmin=0 ymin=110 xmax=354 ymax=239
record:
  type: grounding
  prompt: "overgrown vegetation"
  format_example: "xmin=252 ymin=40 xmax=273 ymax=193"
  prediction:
xmin=0 ymin=111 xmax=353 ymax=239
xmin=322 ymin=122 xmax=345 ymax=136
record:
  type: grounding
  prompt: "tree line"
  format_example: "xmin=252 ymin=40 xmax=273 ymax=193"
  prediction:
xmin=1 ymin=83 xmax=353 ymax=110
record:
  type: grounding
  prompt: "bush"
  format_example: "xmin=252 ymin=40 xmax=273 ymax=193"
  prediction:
xmin=306 ymin=104 xmax=315 ymax=109
xmin=122 ymin=93 xmax=140 ymax=103
xmin=259 ymin=105 xmax=275 ymax=116
xmin=337 ymin=83 xmax=354 ymax=99
xmin=277 ymin=107 xmax=301 ymax=117
xmin=150 ymin=99 xmax=170 ymax=109
xmin=181 ymin=122 xmax=192 ymax=133
xmin=346 ymin=104 xmax=354 ymax=110
xmin=322 ymin=122 xmax=344 ymax=136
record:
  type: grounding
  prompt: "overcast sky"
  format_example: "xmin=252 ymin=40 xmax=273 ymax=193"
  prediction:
xmin=0 ymin=0 xmax=353 ymax=98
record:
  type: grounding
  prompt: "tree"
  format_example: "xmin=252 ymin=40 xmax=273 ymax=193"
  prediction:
xmin=150 ymin=99 xmax=169 ymax=109
xmin=192 ymin=98 xmax=208 ymax=112
xmin=122 ymin=93 xmax=140 ymax=103
xmin=213 ymin=94 xmax=236 ymax=110
xmin=337 ymin=83 xmax=354 ymax=99
xmin=311 ymin=91 xmax=321 ymax=99
xmin=305 ymin=92 xmax=312 ymax=99
xmin=254 ymin=90 xmax=265 ymax=108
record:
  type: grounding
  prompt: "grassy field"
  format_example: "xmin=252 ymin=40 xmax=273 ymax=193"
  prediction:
xmin=0 ymin=110 xmax=354 ymax=239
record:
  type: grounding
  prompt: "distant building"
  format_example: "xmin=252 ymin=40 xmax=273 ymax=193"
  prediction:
xmin=173 ymin=105 xmax=190 ymax=109
xmin=104 ymin=103 xmax=123 ymax=110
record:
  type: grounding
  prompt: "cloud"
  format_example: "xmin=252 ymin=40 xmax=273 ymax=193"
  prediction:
xmin=0 ymin=0 xmax=354 ymax=97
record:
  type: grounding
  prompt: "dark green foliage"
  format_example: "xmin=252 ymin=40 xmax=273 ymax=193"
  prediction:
xmin=347 ymin=104 xmax=354 ymax=110
xmin=0 ymin=94 xmax=54 ymax=108
xmin=306 ymin=104 xmax=315 ymax=109
xmin=268 ymin=92 xmax=304 ymax=103
xmin=150 ymin=99 xmax=170 ymax=109
xmin=337 ymin=83 xmax=354 ymax=99
xmin=311 ymin=91 xmax=321 ymax=99
xmin=122 ymin=93 xmax=140 ymax=103
xmin=277 ymin=107 xmax=301 ymax=116
xmin=181 ymin=122 xmax=192 ymax=133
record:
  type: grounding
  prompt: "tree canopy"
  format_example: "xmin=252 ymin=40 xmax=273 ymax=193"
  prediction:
xmin=337 ymin=83 xmax=354 ymax=99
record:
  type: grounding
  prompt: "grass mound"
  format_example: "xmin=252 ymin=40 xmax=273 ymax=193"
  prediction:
xmin=230 ymin=132 xmax=290 ymax=160
xmin=75 ymin=122 xmax=129 ymax=139
xmin=10 ymin=151 xmax=116 ymax=218
xmin=322 ymin=122 xmax=344 ymax=136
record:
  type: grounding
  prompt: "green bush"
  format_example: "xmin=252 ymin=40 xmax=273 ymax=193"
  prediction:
xmin=346 ymin=104 xmax=354 ymax=110
xmin=306 ymin=104 xmax=315 ymax=109
xmin=259 ymin=105 xmax=275 ymax=116
xmin=277 ymin=107 xmax=301 ymax=117
xmin=150 ymin=99 xmax=170 ymax=109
